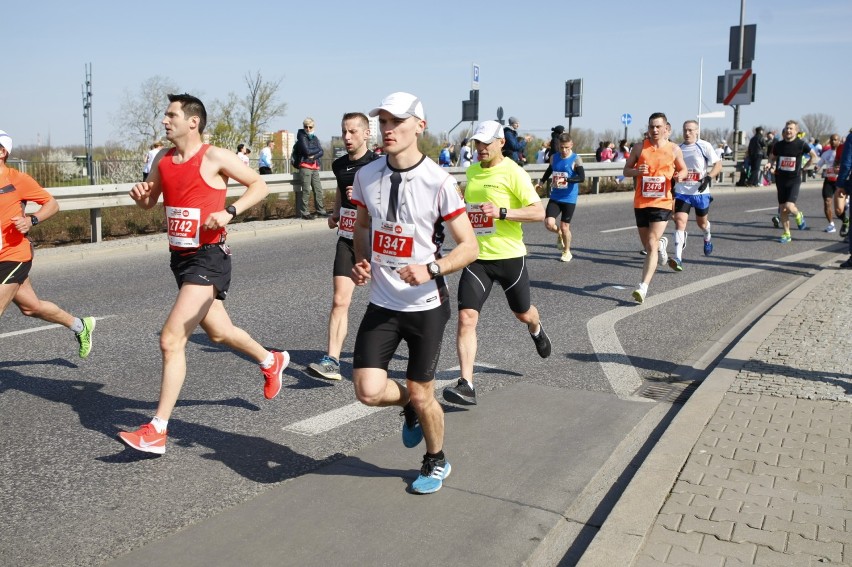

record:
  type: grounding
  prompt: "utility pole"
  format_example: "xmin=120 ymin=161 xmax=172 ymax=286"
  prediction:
xmin=82 ymin=63 xmax=101 ymax=242
xmin=732 ymin=0 xmax=745 ymax=163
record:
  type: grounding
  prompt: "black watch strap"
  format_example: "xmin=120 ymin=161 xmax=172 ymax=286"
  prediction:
xmin=29 ymin=215 xmax=39 ymax=226
xmin=225 ymin=205 xmax=237 ymax=217
xmin=499 ymin=207 xmax=508 ymax=220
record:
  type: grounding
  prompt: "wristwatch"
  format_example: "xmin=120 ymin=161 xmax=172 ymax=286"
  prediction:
xmin=427 ymin=261 xmax=441 ymax=279
xmin=29 ymin=215 xmax=39 ymax=226
xmin=225 ymin=205 xmax=237 ymax=217
xmin=499 ymin=207 xmax=508 ymax=220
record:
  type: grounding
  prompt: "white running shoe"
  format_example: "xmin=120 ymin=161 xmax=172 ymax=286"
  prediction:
xmin=825 ymin=223 xmax=836 ymax=233
xmin=560 ymin=250 xmax=573 ymax=262
xmin=657 ymin=236 xmax=668 ymax=267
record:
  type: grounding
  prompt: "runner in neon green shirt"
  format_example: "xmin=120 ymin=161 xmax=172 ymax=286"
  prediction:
xmin=443 ymin=121 xmax=551 ymax=408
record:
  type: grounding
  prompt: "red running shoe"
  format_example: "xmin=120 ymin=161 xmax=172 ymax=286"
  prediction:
xmin=118 ymin=423 xmax=167 ymax=454
xmin=262 ymin=350 xmax=289 ymax=399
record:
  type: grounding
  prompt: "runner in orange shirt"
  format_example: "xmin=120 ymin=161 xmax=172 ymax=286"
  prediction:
xmin=623 ymin=113 xmax=688 ymax=303
xmin=0 ymin=130 xmax=95 ymax=356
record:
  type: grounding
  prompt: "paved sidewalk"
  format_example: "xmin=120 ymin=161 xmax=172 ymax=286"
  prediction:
xmin=580 ymin=262 xmax=852 ymax=566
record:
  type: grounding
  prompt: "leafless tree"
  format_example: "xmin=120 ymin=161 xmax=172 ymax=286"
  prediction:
xmin=242 ymin=71 xmax=287 ymax=147
xmin=799 ymin=113 xmax=836 ymax=141
xmin=113 ymin=75 xmax=179 ymax=149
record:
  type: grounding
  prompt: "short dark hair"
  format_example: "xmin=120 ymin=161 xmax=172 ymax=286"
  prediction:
xmin=648 ymin=112 xmax=667 ymax=124
xmin=167 ymin=93 xmax=207 ymax=134
xmin=341 ymin=112 xmax=369 ymax=129
xmin=558 ymin=133 xmax=573 ymax=143
xmin=237 ymin=143 xmax=245 ymax=152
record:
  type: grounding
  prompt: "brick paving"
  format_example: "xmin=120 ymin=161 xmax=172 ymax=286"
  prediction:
xmin=634 ymin=270 xmax=852 ymax=566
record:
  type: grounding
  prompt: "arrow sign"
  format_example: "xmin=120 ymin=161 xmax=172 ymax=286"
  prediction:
xmin=723 ymin=68 xmax=752 ymax=106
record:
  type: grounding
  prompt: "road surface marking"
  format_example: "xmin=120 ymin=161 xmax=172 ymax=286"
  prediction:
xmin=284 ymin=365 xmax=498 ymax=436
xmin=588 ymin=250 xmax=823 ymax=400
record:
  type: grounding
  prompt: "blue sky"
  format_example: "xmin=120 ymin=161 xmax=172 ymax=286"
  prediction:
xmin=6 ymin=0 xmax=852 ymax=148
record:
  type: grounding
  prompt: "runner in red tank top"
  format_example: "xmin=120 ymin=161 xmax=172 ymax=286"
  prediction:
xmin=623 ymin=112 xmax=688 ymax=304
xmin=118 ymin=94 xmax=291 ymax=455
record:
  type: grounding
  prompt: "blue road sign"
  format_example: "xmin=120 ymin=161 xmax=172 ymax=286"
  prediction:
xmin=621 ymin=113 xmax=632 ymax=126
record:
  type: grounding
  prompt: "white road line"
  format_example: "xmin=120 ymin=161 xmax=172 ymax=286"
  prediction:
xmin=588 ymin=250 xmax=823 ymax=400
xmin=600 ymin=226 xmax=636 ymax=233
xmin=746 ymin=206 xmax=778 ymax=213
xmin=284 ymin=365 xmax=498 ymax=436
xmin=0 ymin=315 xmax=113 ymax=339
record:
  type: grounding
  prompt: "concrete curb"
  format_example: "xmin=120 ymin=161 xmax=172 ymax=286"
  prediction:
xmin=575 ymin=257 xmax=843 ymax=567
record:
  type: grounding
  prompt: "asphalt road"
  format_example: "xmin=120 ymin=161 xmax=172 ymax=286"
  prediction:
xmin=0 ymin=182 xmax=844 ymax=566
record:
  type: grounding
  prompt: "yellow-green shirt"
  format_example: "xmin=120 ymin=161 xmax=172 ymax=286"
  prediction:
xmin=464 ymin=158 xmax=539 ymax=259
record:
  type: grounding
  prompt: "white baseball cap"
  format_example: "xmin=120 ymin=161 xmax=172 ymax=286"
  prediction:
xmin=369 ymin=92 xmax=425 ymax=120
xmin=0 ymin=130 xmax=12 ymax=154
xmin=471 ymin=121 xmax=505 ymax=144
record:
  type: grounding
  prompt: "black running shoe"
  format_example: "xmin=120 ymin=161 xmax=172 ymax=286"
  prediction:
xmin=531 ymin=322 xmax=552 ymax=358
xmin=840 ymin=257 xmax=852 ymax=269
xmin=771 ymin=215 xmax=781 ymax=229
xmin=400 ymin=402 xmax=423 ymax=448
xmin=443 ymin=378 xmax=477 ymax=405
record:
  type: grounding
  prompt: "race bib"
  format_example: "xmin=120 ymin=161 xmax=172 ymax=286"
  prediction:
xmin=371 ymin=218 xmax=415 ymax=268
xmin=337 ymin=207 xmax=357 ymax=239
xmin=466 ymin=203 xmax=495 ymax=236
xmin=552 ymin=171 xmax=569 ymax=189
xmin=166 ymin=206 xmax=201 ymax=248
xmin=778 ymin=156 xmax=796 ymax=172
xmin=685 ymin=169 xmax=701 ymax=182
xmin=825 ymin=166 xmax=838 ymax=181
xmin=641 ymin=175 xmax=666 ymax=198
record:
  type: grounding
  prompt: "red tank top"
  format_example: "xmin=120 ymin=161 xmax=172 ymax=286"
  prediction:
xmin=159 ymin=144 xmax=226 ymax=249
xmin=634 ymin=140 xmax=676 ymax=209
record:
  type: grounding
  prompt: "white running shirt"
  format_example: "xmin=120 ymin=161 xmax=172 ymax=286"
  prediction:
xmin=675 ymin=139 xmax=719 ymax=196
xmin=351 ymin=155 xmax=466 ymax=312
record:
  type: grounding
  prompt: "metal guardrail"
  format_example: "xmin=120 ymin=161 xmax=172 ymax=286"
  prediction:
xmin=27 ymin=161 xmax=739 ymax=242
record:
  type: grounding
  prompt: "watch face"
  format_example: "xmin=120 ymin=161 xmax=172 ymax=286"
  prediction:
xmin=429 ymin=262 xmax=439 ymax=275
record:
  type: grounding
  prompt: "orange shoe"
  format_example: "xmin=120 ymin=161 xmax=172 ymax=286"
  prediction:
xmin=262 ymin=350 xmax=290 ymax=399
xmin=118 ymin=423 xmax=167 ymax=454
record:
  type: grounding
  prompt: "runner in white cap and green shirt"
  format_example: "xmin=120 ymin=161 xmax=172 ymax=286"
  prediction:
xmin=443 ymin=120 xmax=551 ymax=408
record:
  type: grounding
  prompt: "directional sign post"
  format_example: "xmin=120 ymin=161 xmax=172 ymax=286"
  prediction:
xmin=472 ymin=63 xmax=480 ymax=91
xmin=621 ymin=113 xmax=632 ymax=141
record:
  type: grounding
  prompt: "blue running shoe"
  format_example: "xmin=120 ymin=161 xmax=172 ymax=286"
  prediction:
xmin=411 ymin=454 xmax=451 ymax=494
xmin=703 ymin=239 xmax=713 ymax=256
xmin=779 ymin=233 xmax=792 ymax=244
xmin=796 ymin=212 xmax=807 ymax=230
xmin=401 ymin=403 xmax=423 ymax=448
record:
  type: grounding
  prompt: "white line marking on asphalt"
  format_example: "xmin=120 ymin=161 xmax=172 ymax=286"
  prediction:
xmin=600 ymin=226 xmax=636 ymax=233
xmin=0 ymin=315 xmax=114 ymax=339
xmin=588 ymin=250 xmax=823 ymax=400
xmin=746 ymin=206 xmax=778 ymax=213
xmin=284 ymin=364 xmax=499 ymax=436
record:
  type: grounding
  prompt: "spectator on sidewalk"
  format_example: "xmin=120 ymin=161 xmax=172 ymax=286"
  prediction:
xmin=258 ymin=140 xmax=274 ymax=175
xmin=502 ymin=117 xmax=530 ymax=166
xmin=295 ymin=117 xmax=327 ymax=219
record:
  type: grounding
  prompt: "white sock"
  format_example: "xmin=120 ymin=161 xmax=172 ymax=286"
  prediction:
xmin=70 ymin=318 xmax=84 ymax=333
xmin=704 ymin=222 xmax=712 ymax=242
xmin=151 ymin=416 xmax=168 ymax=434
xmin=674 ymin=230 xmax=685 ymax=259
xmin=260 ymin=352 xmax=275 ymax=369
xmin=638 ymin=282 xmax=648 ymax=292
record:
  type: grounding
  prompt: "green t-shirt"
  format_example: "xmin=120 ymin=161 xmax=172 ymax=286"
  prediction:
xmin=464 ymin=158 xmax=539 ymax=260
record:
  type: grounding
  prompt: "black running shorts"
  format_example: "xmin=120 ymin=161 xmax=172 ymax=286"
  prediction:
xmin=457 ymin=256 xmax=531 ymax=314
xmin=333 ymin=236 xmax=356 ymax=278
xmin=169 ymin=244 xmax=232 ymax=301
xmin=353 ymin=302 xmax=450 ymax=382
xmin=634 ymin=207 xmax=672 ymax=228
xmin=0 ymin=261 xmax=31 ymax=285
xmin=776 ymin=177 xmax=801 ymax=204
xmin=545 ymin=201 xmax=577 ymax=224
